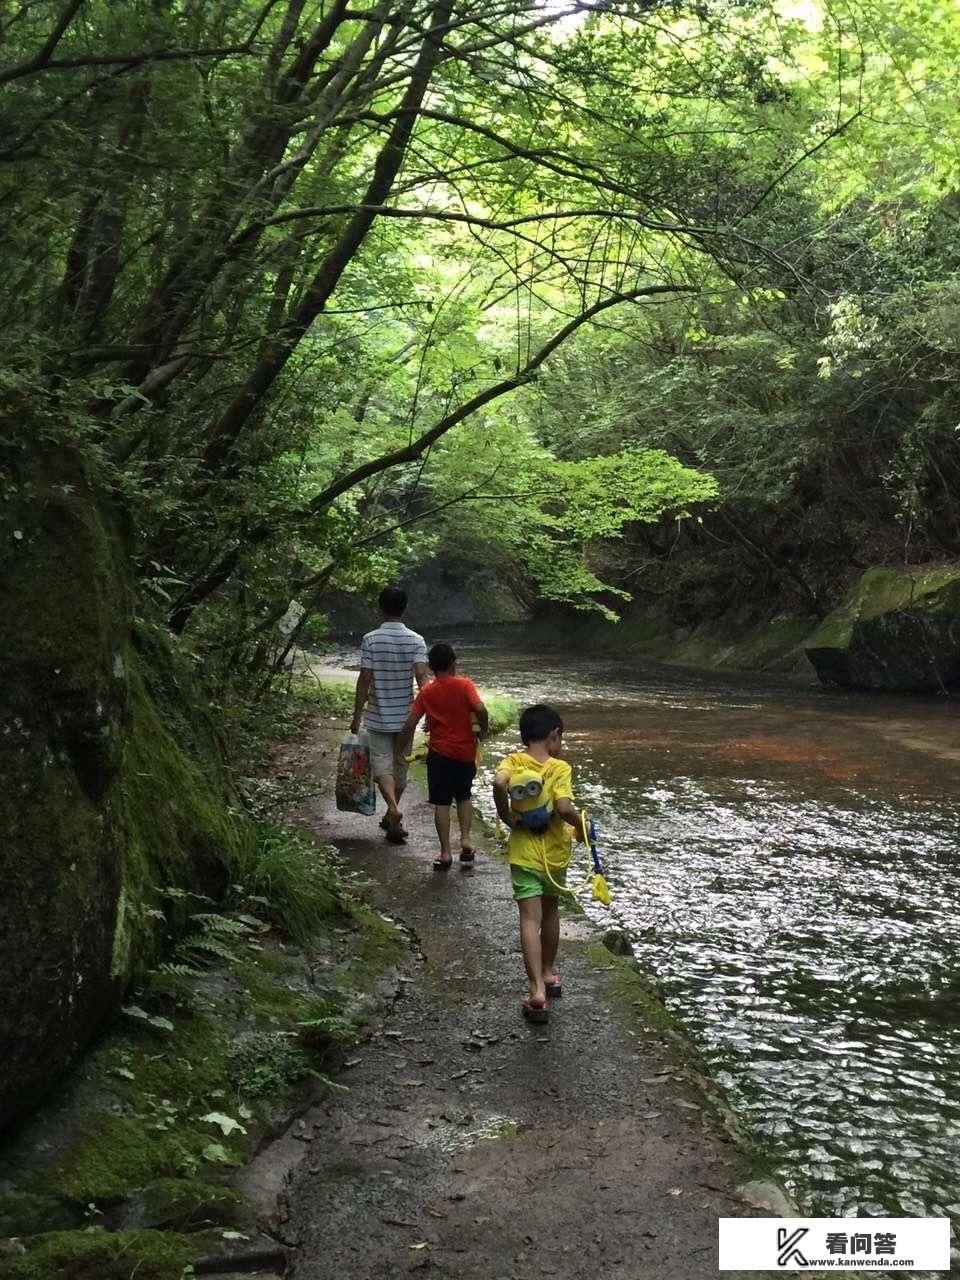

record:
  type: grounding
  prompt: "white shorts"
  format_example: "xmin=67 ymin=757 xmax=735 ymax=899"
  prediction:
xmin=365 ymin=729 xmax=409 ymax=791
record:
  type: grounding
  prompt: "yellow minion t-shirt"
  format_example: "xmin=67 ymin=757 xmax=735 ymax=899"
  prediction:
xmin=497 ymin=751 xmax=575 ymax=872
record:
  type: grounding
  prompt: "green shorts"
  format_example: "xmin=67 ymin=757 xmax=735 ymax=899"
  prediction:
xmin=510 ymin=863 xmax=567 ymax=901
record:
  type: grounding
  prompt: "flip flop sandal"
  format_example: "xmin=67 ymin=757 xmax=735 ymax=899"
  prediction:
xmin=459 ymin=848 xmax=476 ymax=863
xmin=521 ymin=998 xmax=549 ymax=1024
xmin=544 ymin=975 xmax=562 ymax=998
xmin=432 ymin=857 xmax=453 ymax=872
xmin=385 ymin=827 xmax=408 ymax=845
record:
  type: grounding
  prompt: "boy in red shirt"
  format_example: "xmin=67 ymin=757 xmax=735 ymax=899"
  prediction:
xmin=397 ymin=643 xmax=488 ymax=870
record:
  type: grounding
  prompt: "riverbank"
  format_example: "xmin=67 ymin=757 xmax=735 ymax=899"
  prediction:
xmin=513 ymin=606 xmax=819 ymax=679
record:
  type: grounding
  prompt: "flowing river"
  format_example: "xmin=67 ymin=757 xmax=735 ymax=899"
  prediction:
xmin=325 ymin=632 xmax=960 ymax=1246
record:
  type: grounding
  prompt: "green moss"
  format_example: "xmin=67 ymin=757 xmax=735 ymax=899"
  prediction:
xmin=808 ymin=565 xmax=960 ymax=652
xmin=585 ymin=942 xmax=692 ymax=1044
xmin=121 ymin=1176 xmax=242 ymax=1230
xmin=233 ymin=956 xmax=341 ymax=1022
xmin=51 ymin=1112 xmax=169 ymax=1201
xmin=39 ymin=1110 xmax=214 ymax=1204
xmin=112 ymin=658 xmax=245 ymax=979
xmin=34 ymin=1015 xmax=236 ymax=1202
xmin=337 ymin=901 xmax=406 ymax=992
xmin=228 ymin=1031 xmax=325 ymax=1098
xmin=2 ymin=1228 xmax=195 ymax=1280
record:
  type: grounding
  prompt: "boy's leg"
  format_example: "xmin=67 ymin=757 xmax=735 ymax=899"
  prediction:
xmin=518 ymin=896 xmax=546 ymax=1002
xmin=540 ymin=894 xmax=560 ymax=987
xmin=427 ymin=753 xmax=455 ymax=867
xmin=455 ymin=796 xmax=473 ymax=851
xmin=433 ymin=804 xmax=452 ymax=862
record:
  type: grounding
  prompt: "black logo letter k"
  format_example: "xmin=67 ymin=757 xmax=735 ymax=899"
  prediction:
xmin=777 ymin=1226 xmax=809 ymax=1267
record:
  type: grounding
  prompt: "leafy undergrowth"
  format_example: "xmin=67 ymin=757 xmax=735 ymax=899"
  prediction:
xmin=0 ymin=825 xmax=406 ymax=1280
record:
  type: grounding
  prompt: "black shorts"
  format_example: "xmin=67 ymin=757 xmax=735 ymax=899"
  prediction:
xmin=426 ymin=751 xmax=476 ymax=806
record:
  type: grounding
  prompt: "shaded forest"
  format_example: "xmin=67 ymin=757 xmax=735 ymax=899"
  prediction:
xmin=4 ymin=0 xmax=959 ymax=667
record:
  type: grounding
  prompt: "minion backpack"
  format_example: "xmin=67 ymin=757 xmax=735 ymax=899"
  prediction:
xmin=507 ymin=768 xmax=553 ymax=833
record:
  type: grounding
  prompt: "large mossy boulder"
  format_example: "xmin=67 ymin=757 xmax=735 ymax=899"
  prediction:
xmin=0 ymin=435 xmax=246 ymax=1131
xmin=805 ymin=565 xmax=960 ymax=691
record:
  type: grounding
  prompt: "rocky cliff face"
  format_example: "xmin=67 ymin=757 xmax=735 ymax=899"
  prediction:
xmin=0 ymin=434 xmax=245 ymax=1130
xmin=804 ymin=566 xmax=960 ymax=691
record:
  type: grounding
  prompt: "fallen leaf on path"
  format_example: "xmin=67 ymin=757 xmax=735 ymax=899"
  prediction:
xmin=668 ymin=1187 xmax=684 ymax=1196
xmin=640 ymin=1111 xmax=663 ymax=1120
xmin=344 ymin=1058 xmax=362 ymax=1068
xmin=408 ymin=1241 xmax=429 ymax=1250
xmin=382 ymin=1218 xmax=418 ymax=1228
xmin=400 ymin=1080 xmax=424 ymax=1087
xmin=675 ymin=1100 xmax=701 ymax=1110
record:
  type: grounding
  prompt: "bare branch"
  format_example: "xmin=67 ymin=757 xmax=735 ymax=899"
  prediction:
xmin=0 ymin=42 xmax=260 ymax=86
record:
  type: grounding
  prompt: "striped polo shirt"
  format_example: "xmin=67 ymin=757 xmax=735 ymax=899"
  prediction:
xmin=360 ymin=621 xmax=427 ymax=732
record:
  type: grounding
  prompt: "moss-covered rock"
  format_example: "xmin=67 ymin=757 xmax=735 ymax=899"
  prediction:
xmin=804 ymin=565 xmax=960 ymax=690
xmin=0 ymin=1228 xmax=195 ymax=1280
xmin=0 ymin=430 xmax=246 ymax=1131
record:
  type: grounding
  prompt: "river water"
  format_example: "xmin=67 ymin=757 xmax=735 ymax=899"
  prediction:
xmin=439 ymin=637 xmax=960 ymax=1235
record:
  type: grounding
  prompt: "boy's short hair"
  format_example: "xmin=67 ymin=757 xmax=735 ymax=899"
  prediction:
xmin=378 ymin=585 xmax=407 ymax=616
xmin=428 ymin=641 xmax=456 ymax=673
xmin=519 ymin=703 xmax=563 ymax=745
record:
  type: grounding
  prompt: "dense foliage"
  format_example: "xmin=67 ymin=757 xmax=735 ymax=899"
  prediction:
xmin=2 ymin=0 xmax=959 ymax=680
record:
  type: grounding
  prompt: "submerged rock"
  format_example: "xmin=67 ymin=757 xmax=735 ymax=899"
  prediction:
xmin=805 ymin=565 xmax=960 ymax=691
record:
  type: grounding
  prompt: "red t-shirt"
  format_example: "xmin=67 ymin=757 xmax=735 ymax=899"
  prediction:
xmin=412 ymin=675 xmax=484 ymax=763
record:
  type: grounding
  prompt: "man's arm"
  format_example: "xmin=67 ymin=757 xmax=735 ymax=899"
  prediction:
xmin=414 ymin=661 xmax=428 ymax=689
xmin=555 ymin=797 xmax=585 ymax=841
xmin=493 ymin=770 xmax=515 ymax=829
xmin=350 ymin=669 xmax=372 ymax=735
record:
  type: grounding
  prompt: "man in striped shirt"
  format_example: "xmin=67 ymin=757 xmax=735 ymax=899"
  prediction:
xmin=350 ymin=586 xmax=428 ymax=842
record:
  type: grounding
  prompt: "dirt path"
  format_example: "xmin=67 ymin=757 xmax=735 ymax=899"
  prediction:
xmin=269 ymin=729 xmax=785 ymax=1280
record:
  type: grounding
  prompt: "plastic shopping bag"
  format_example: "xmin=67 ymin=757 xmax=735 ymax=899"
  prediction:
xmin=335 ymin=734 xmax=376 ymax=815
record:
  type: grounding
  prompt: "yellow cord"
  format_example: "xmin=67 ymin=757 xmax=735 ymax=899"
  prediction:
xmin=504 ymin=808 xmax=611 ymax=905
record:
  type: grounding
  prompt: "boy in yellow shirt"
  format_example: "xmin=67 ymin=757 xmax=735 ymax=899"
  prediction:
xmin=493 ymin=704 xmax=584 ymax=1023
